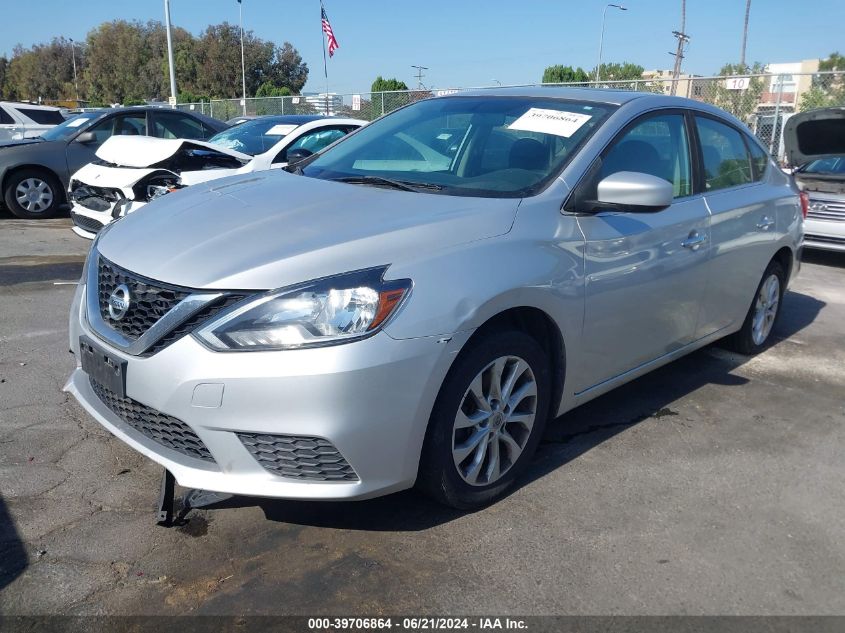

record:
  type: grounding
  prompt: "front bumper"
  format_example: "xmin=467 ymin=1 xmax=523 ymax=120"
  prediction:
xmin=69 ymin=201 xmax=146 ymax=241
xmin=64 ymin=282 xmax=468 ymax=500
xmin=804 ymin=212 xmax=845 ymax=253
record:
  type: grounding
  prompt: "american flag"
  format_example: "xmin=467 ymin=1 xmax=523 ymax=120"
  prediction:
xmin=321 ymin=5 xmax=339 ymax=57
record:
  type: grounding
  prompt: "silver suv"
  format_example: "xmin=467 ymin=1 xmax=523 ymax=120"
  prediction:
xmin=66 ymin=88 xmax=803 ymax=509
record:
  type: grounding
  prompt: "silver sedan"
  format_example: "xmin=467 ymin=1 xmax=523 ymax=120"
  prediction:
xmin=65 ymin=88 xmax=803 ymax=509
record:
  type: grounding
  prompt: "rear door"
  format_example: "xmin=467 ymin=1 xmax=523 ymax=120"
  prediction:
xmin=573 ymin=110 xmax=711 ymax=393
xmin=0 ymin=105 xmax=23 ymax=141
xmin=693 ymin=114 xmax=781 ymax=337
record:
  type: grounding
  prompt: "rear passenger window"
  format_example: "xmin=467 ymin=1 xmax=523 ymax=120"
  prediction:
xmin=600 ymin=113 xmax=692 ymax=198
xmin=0 ymin=107 xmax=15 ymax=125
xmin=695 ymin=117 xmax=753 ymax=191
xmin=746 ymin=139 xmax=770 ymax=181
xmin=16 ymin=108 xmax=65 ymax=125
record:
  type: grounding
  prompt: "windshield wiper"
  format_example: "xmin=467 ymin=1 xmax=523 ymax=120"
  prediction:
xmin=332 ymin=175 xmax=442 ymax=192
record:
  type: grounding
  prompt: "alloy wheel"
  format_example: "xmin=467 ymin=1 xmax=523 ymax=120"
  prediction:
xmin=452 ymin=355 xmax=537 ymax=487
xmin=15 ymin=177 xmax=54 ymax=214
xmin=751 ymin=273 xmax=780 ymax=346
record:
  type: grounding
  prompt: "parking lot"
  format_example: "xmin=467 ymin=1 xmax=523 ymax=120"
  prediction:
xmin=0 ymin=211 xmax=844 ymax=616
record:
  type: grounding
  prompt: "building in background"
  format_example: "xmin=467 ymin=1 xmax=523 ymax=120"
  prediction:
xmin=302 ymin=93 xmax=343 ymax=116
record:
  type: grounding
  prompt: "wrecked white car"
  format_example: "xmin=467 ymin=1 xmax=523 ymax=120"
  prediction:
xmin=784 ymin=107 xmax=845 ymax=252
xmin=69 ymin=115 xmax=365 ymax=239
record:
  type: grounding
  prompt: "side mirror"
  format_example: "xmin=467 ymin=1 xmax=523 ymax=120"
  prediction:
xmin=75 ymin=131 xmax=97 ymax=145
xmin=286 ymin=147 xmax=313 ymax=165
xmin=595 ymin=171 xmax=674 ymax=212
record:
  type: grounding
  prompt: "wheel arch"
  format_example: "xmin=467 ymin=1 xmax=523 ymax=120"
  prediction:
xmin=2 ymin=164 xmax=67 ymax=204
xmin=459 ymin=306 xmax=566 ymax=419
xmin=772 ymin=245 xmax=795 ymax=283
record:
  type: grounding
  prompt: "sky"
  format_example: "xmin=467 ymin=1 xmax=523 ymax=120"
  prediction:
xmin=1 ymin=0 xmax=843 ymax=95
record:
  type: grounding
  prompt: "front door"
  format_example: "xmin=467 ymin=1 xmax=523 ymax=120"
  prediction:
xmin=573 ymin=110 xmax=711 ymax=394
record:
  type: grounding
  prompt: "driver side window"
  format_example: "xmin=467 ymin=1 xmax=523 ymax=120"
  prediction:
xmin=276 ymin=128 xmax=349 ymax=164
xmin=600 ymin=113 xmax=692 ymax=198
xmin=88 ymin=113 xmax=148 ymax=145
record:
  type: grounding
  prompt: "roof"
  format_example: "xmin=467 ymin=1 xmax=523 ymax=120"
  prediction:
xmin=246 ymin=114 xmax=329 ymax=124
xmin=442 ymin=86 xmax=668 ymax=106
xmin=0 ymin=101 xmax=62 ymax=111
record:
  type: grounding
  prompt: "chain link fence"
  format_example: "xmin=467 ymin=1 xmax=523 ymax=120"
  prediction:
xmin=179 ymin=71 xmax=845 ymax=161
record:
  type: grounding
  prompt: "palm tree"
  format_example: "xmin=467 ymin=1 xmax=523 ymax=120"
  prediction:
xmin=740 ymin=0 xmax=751 ymax=70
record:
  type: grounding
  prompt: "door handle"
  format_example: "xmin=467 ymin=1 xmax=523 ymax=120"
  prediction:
xmin=756 ymin=216 xmax=775 ymax=230
xmin=681 ymin=231 xmax=707 ymax=251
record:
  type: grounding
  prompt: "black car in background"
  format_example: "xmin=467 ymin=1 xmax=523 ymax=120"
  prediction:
xmin=0 ymin=107 xmax=228 ymax=219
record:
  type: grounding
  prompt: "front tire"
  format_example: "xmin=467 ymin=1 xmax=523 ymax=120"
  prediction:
xmin=4 ymin=169 xmax=63 ymax=219
xmin=417 ymin=330 xmax=551 ymax=510
xmin=725 ymin=260 xmax=785 ymax=355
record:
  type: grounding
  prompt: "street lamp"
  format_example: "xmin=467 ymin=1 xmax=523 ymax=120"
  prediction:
xmin=69 ymin=38 xmax=79 ymax=103
xmin=238 ymin=0 xmax=247 ymax=116
xmin=595 ymin=4 xmax=627 ymax=83
xmin=164 ymin=0 xmax=178 ymax=107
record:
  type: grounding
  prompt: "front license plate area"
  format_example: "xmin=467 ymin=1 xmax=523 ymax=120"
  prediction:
xmin=80 ymin=336 xmax=127 ymax=398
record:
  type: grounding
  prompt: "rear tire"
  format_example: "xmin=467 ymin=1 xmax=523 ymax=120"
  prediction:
xmin=417 ymin=330 xmax=551 ymax=510
xmin=4 ymin=169 xmax=63 ymax=219
xmin=725 ymin=260 xmax=785 ymax=355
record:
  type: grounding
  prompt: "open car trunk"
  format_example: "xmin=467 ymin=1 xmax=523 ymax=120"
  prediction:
xmin=784 ymin=107 xmax=845 ymax=194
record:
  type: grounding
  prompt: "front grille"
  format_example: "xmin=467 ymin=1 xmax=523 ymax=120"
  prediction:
xmin=98 ymin=257 xmax=190 ymax=340
xmin=70 ymin=180 xmax=123 ymax=212
xmin=807 ymin=198 xmax=845 ymax=222
xmin=71 ymin=211 xmax=105 ymax=235
xmin=805 ymin=234 xmax=845 ymax=246
xmin=141 ymin=293 xmax=247 ymax=357
xmin=238 ymin=433 xmax=358 ymax=481
xmin=89 ymin=376 xmax=214 ymax=463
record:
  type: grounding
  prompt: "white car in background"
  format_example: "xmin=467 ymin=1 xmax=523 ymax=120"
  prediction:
xmin=69 ymin=115 xmax=365 ymax=239
xmin=0 ymin=102 xmax=66 ymax=141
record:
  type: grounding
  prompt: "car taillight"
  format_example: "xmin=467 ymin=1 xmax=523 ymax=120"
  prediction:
xmin=799 ymin=191 xmax=809 ymax=219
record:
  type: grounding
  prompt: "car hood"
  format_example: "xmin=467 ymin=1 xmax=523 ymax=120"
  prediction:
xmin=783 ymin=107 xmax=845 ymax=166
xmin=97 ymin=171 xmax=520 ymax=290
xmin=71 ymin=162 xmax=173 ymax=190
xmin=95 ymin=135 xmax=252 ymax=167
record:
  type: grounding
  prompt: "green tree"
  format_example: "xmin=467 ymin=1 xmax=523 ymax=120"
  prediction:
xmin=593 ymin=62 xmax=644 ymax=82
xmin=800 ymin=52 xmax=845 ymax=111
xmin=4 ymin=38 xmax=80 ymax=101
xmin=541 ymin=65 xmax=590 ymax=84
xmin=371 ymin=76 xmax=409 ymax=92
xmin=255 ymin=81 xmax=292 ymax=97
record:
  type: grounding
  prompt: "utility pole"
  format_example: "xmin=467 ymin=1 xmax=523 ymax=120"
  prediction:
xmin=668 ymin=0 xmax=689 ymax=96
xmin=411 ymin=65 xmax=428 ymax=90
xmin=238 ymin=0 xmax=247 ymax=116
xmin=740 ymin=0 xmax=751 ymax=69
xmin=69 ymin=38 xmax=79 ymax=103
xmin=164 ymin=0 xmax=178 ymax=107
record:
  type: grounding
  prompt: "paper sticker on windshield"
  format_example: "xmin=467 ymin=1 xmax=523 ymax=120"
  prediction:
xmin=508 ymin=108 xmax=592 ymax=138
xmin=67 ymin=118 xmax=89 ymax=128
xmin=265 ymin=124 xmax=298 ymax=136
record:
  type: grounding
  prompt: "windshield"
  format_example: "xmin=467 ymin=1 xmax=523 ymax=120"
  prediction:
xmin=39 ymin=112 xmax=103 ymax=141
xmin=208 ymin=119 xmax=300 ymax=155
xmin=800 ymin=156 xmax=845 ymax=175
xmin=301 ymin=96 xmax=613 ymax=197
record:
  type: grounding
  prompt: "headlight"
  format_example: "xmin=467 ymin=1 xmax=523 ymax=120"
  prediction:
xmin=194 ymin=267 xmax=411 ymax=351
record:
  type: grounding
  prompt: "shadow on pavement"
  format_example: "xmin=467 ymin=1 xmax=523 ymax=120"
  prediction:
xmin=0 ymin=496 xmax=28 ymax=591
xmin=801 ymin=248 xmax=845 ymax=269
xmin=174 ymin=290 xmax=826 ymax=531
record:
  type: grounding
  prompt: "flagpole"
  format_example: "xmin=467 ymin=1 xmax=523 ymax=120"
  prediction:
xmin=320 ymin=0 xmax=329 ymax=116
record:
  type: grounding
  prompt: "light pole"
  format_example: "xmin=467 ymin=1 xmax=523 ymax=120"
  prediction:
xmin=595 ymin=4 xmax=627 ymax=83
xmin=238 ymin=0 xmax=247 ymax=116
xmin=164 ymin=0 xmax=178 ymax=107
xmin=69 ymin=38 xmax=79 ymax=103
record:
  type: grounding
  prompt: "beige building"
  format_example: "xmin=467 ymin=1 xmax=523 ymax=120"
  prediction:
xmin=641 ymin=69 xmax=703 ymax=98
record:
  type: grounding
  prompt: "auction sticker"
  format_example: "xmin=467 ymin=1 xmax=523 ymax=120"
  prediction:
xmin=265 ymin=124 xmax=298 ymax=136
xmin=509 ymin=108 xmax=592 ymax=138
